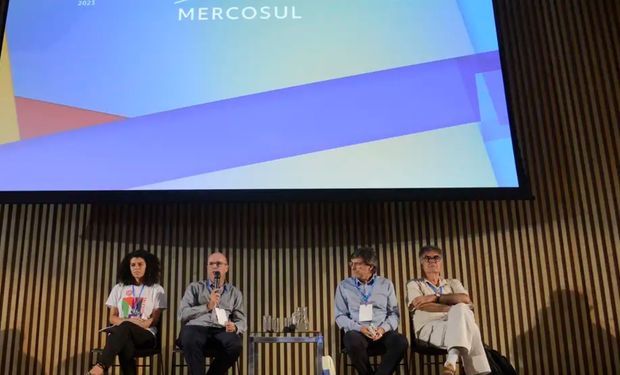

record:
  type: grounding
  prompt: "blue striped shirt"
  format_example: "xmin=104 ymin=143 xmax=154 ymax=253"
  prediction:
xmin=334 ymin=275 xmax=401 ymax=332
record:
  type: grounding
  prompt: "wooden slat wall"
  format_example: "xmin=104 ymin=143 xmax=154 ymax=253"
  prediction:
xmin=1 ymin=0 xmax=619 ymax=373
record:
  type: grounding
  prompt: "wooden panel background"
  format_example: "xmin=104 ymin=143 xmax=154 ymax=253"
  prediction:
xmin=1 ymin=0 xmax=619 ymax=373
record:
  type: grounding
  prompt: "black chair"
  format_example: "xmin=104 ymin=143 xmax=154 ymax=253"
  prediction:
xmin=339 ymin=328 xmax=409 ymax=374
xmin=91 ymin=320 xmax=164 ymax=375
xmin=409 ymin=310 xmax=462 ymax=372
xmin=172 ymin=330 xmax=241 ymax=375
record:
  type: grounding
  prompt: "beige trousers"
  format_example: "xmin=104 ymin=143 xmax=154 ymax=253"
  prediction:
xmin=417 ymin=303 xmax=491 ymax=375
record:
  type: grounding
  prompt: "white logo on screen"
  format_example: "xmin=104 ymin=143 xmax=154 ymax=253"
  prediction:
xmin=174 ymin=0 xmax=302 ymax=22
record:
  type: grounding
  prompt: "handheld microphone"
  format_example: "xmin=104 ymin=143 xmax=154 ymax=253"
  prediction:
xmin=214 ymin=271 xmax=221 ymax=289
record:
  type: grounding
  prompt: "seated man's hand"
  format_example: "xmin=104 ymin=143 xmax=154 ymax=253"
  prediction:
xmin=360 ymin=325 xmax=375 ymax=339
xmin=207 ymin=290 xmax=221 ymax=311
xmin=225 ymin=321 xmax=237 ymax=333
xmin=410 ymin=294 xmax=437 ymax=310
xmin=371 ymin=327 xmax=385 ymax=341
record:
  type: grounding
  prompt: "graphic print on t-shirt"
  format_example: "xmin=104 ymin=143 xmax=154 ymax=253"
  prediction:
xmin=121 ymin=288 xmax=145 ymax=318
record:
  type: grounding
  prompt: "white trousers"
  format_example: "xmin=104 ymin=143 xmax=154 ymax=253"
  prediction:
xmin=417 ymin=303 xmax=491 ymax=375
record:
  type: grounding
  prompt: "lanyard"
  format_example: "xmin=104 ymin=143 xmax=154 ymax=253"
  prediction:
xmin=425 ymin=280 xmax=444 ymax=295
xmin=355 ymin=277 xmax=375 ymax=304
xmin=132 ymin=285 xmax=145 ymax=311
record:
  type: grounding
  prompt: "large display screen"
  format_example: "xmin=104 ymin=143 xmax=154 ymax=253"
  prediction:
xmin=0 ymin=0 xmax=525 ymax=198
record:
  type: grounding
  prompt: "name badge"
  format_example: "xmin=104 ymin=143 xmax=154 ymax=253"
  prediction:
xmin=359 ymin=304 xmax=373 ymax=322
xmin=215 ymin=308 xmax=228 ymax=326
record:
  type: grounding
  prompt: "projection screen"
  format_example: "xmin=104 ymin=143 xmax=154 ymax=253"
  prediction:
xmin=0 ymin=0 xmax=528 ymax=201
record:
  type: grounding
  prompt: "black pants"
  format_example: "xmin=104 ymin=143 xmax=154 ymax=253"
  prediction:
xmin=99 ymin=321 xmax=156 ymax=375
xmin=180 ymin=325 xmax=242 ymax=375
xmin=343 ymin=330 xmax=408 ymax=375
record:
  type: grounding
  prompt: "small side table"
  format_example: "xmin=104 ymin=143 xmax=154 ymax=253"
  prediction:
xmin=248 ymin=331 xmax=324 ymax=375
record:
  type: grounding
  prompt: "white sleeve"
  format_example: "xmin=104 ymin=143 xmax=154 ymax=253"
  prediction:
xmin=449 ymin=279 xmax=468 ymax=295
xmin=153 ymin=285 xmax=167 ymax=310
xmin=406 ymin=280 xmax=424 ymax=305
xmin=105 ymin=284 xmax=122 ymax=308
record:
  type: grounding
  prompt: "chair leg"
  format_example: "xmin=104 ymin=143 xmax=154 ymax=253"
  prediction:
xmin=403 ymin=351 xmax=410 ymax=375
xmin=340 ymin=352 xmax=349 ymax=372
xmin=158 ymin=353 xmax=164 ymax=375
xmin=408 ymin=351 xmax=414 ymax=375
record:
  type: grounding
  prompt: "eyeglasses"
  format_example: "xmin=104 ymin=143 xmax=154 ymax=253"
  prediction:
xmin=349 ymin=261 xmax=369 ymax=267
xmin=208 ymin=262 xmax=228 ymax=267
xmin=422 ymin=255 xmax=442 ymax=263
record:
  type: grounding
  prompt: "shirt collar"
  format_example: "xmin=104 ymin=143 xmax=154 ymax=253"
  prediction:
xmin=207 ymin=279 xmax=227 ymax=292
xmin=354 ymin=273 xmax=377 ymax=286
xmin=424 ymin=278 xmax=446 ymax=291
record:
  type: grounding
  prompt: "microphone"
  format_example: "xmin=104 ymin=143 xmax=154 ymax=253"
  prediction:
xmin=214 ymin=271 xmax=221 ymax=289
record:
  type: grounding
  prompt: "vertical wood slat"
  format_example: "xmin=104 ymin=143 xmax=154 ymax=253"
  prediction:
xmin=1 ymin=0 xmax=620 ymax=374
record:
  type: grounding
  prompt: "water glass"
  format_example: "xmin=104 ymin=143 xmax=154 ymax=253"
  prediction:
xmin=262 ymin=315 xmax=272 ymax=332
xmin=272 ymin=317 xmax=280 ymax=332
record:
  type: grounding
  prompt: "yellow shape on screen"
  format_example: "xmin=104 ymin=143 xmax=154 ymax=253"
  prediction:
xmin=0 ymin=34 xmax=20 ymax=145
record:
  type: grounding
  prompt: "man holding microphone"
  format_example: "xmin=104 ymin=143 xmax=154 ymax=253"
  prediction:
xmin=179 ymin=251 xmax=246 ymax=375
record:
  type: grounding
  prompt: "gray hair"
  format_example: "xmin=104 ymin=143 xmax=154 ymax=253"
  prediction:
xmin=418 ymin=245 xmax=443 ymax=259
xmin=349 ymin=246 xmax=378 ymax=273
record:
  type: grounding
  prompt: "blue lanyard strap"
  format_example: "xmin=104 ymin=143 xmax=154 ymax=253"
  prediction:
xmin=355 ymin=277 xmax=375 ymax=304
xmin=131 ymin=285 xmax=145 ymax=311
xmin=425 ymin=280 xmax=444 ymax=295
xmin=132 ymin=284 xmax=145 ymax=298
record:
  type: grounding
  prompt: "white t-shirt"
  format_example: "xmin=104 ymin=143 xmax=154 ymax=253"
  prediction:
xmin=106 ymin=283 xmax=167 ymax=335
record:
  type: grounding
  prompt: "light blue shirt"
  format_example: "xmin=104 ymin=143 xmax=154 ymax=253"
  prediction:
xmin=334 ymin=275 xmax=401 ymax=332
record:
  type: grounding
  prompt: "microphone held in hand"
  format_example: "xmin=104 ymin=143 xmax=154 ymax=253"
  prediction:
xmin=214 ymin=271 xmax=221 ymax=289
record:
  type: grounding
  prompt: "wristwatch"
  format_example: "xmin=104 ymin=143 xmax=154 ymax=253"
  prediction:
xmin=435 ymin=293 xmax=441 ymax=303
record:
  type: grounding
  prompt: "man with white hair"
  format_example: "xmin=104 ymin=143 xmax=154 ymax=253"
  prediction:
xmin=407 ymin=245 xmax=490 ymax=375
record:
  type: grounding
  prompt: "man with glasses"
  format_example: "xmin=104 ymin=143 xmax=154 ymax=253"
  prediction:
xmin=178 ymin=252 xmax=246 ymax=375
xmin=407 ymin=245 xmax=490 ymax=375
xmin=335 ymin=247 xmax=408 ymax=375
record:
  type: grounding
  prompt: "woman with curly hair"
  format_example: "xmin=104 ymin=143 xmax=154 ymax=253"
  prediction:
xmin=87 ymin=250 xmax=167 ymax=375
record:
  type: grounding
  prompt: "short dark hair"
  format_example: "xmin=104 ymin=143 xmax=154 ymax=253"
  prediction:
xmin=418 ymin=245 xmax=443 ymax=259
xmin=349 ymin=246 xmax=378 ymax=273
xmin=117 ymin=249 xmax=161 ymax=286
